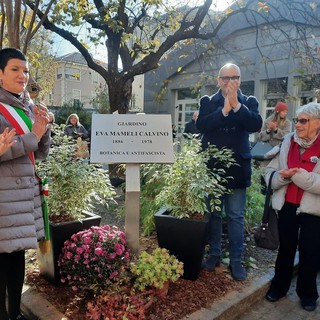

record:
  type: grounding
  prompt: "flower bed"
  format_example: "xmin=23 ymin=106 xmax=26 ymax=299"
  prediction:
xmin=55 ymin=225 xmax=185 ymax=318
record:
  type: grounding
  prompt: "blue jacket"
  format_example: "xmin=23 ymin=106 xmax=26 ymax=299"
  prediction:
xmin=196 ymin=89 xmax=262 ymax=188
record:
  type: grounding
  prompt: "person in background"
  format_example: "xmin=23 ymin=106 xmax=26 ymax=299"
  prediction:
xmin=64 ymin=113 xmax=89 ymax=140
xmin=256 ymin=102 xmax=292 ymax=194
xmin=259 ymin=101 xmax=292 ymax=147
xmin=183 ymin=111 xmax=200 ymax=137
xmin=196 ymin=63 xmax=262 ymax=281
xmin=47 ymin=112 xmax=58 ymax=141
xmin=172 ymin=124 xmax=177 ymax=141
xmin=0 ymin=47 xmax=50 ymax=320
xmin=265 ymin=102 xmax=320 ymax=312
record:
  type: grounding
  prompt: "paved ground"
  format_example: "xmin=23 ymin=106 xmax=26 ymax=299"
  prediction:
xmin=238 ymin=273 xmax=320 ymax=320
xmin=180 ymin=255 xmax=319 ymax=320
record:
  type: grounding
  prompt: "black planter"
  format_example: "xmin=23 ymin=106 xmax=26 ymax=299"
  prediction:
xmin=37 ymin=211 xmax=101 ymax=285
xmin=154 ymin=208 xmax=210 ymax=280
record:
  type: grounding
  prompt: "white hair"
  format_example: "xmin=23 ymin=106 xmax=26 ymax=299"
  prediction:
xmin=218 ymin=63 xmax=241 ymax=77
xmin=296 ymin=102 xmax=320 ymax=118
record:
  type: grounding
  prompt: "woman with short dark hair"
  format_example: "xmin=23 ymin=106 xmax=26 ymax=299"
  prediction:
xmin=0 ymin=47 xmax=51 ymax=320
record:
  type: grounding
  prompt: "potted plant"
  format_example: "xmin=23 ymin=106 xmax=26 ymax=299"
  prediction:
xmin=36 ymin=125 xmax=117 ymax=284
xmin=150 ymin=138 xmax=235 ymax=280
xmin=57 ymin=229 xmax=182 ymax=317
xmin=130 ymin=247 xmax=184 ymax=296
xmin=58 ymin=225 xmax=131 ymax=292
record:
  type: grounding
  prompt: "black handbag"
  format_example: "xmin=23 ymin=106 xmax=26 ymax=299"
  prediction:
xmin=254 ymin=171 xmax=279 ymax=250
xmin=251 ymin=141 xmax=274 ymax=161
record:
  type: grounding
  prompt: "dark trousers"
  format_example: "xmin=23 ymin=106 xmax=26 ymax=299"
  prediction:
xmin=296 ymin=213 xmax=320 ymax=303
xmin=270 ymin=202 xmax=300 ymax=295
xmin=0 ymin=250 xmax=25 ymax=320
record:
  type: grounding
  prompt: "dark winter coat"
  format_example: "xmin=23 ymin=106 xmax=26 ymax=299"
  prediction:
xmin=196 ymin=89 xmax=262 ymax=189
xmin=184 ymin=120 xmax=200 ymax=135
xmin=64 ymin=124 xmax=89 ymax=140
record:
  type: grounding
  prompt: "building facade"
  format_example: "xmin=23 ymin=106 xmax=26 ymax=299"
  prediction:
xmin=144 ymin=1 xmax=320 ymax=140
xmin=45 ymin=52 xmax=144 ymax=112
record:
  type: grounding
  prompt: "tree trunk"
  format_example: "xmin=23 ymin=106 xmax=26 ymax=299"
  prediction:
xmin=5 ymin=0 xmax=21 ymax=49
xmin=108 ymin=78 xmax=133 ymax=114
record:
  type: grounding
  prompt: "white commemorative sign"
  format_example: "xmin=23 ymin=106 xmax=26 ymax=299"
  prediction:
xmin=90 ymin=114 xmax=175 ymax=163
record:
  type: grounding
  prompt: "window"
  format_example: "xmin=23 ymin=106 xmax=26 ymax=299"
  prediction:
xmin=91 ymin=72 xmax=99 ymax=84
xmin=175 ymin=89 xmax=199 ymax=138
xmin=48 ymin=92 xmax=53 ymax=104
xmin=266 ymin=99 xmax=282 ymax=118
xmin=266 ymin=78 xmax=288 ymax=94
xmin=261 ymin=78 xmax=288 ymax=120
xmin=297 ymin=74 xmax=320 ymax=105
xmin=73 ymin=89 xmax=81 ymax=107
xmin=177 ymin=88 xmax=199 ymax=100
xmin=301 ymin=75 xmax=320 ymax=91
xmin=240 ymin=81 xmax=254 ymax=96
xmin=57 ymin=67 xmax=63 ymax=79
xmin=66 ymin=67 xmax=81 ymax=80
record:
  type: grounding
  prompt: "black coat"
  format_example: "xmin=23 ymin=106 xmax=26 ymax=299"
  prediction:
xmin=196 ymin=89 xmax=262 ymax=189
xmin=184 ymin=120 xmax=200 ymax=135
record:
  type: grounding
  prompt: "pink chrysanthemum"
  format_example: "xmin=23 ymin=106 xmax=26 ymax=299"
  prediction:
xmin=58 ymin=225 xmax=131 ymax=292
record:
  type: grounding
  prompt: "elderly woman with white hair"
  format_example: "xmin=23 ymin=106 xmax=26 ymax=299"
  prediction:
xmin=265 ymin=102 xmax=320 ymax=312
xmin=64 ymin=113 xmax=89 ymax=140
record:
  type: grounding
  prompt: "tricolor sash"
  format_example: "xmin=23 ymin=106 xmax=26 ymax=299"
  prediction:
xmin=0 ymin=102 xmax=50 ymax=240
xmin=0 ymin=102 xmax=34 ymax=163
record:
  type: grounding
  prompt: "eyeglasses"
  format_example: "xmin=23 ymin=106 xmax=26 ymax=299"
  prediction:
xmin=292 ymin=118 xmax=310 ymax=124
xmin=219 ymin=76 xmax=241 ymax=82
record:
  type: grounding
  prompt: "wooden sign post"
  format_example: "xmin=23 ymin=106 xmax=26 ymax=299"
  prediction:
xmin=90 ymin=114 xmax=174 ymax=254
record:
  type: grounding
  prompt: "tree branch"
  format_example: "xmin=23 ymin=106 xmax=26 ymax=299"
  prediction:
xmin=25 ymin=0 xmax=109 ymax=81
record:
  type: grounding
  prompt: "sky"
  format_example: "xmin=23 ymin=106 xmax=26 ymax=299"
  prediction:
xmin=52 ymin=0 xmax=232 ymax=59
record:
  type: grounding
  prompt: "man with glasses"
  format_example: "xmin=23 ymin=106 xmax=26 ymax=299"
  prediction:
xmin=196 ymin=63 xmax=262 ymax=281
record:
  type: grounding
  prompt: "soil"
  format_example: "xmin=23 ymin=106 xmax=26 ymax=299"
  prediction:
xmin=24 ymin=194 xmax=278 ymax=320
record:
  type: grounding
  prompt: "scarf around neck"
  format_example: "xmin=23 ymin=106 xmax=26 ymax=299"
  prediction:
xmin=293 ymin=131 xmax=319 ymax=149
xmin=0 ymin=87 xmax=32 ymax=113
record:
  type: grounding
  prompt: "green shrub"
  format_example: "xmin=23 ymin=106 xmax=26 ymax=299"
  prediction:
xmin=244 ymin=164 xmax=265 ymax=233
xmin=36 ymin=125 xmax=116 ymax=222
xmin=140 ymin=163 xmax=168 ymax=235
xmin=130 ymin=247 xmax=183 ymax=291
xmin=139 ymin=138 xmax=235 ymax=233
